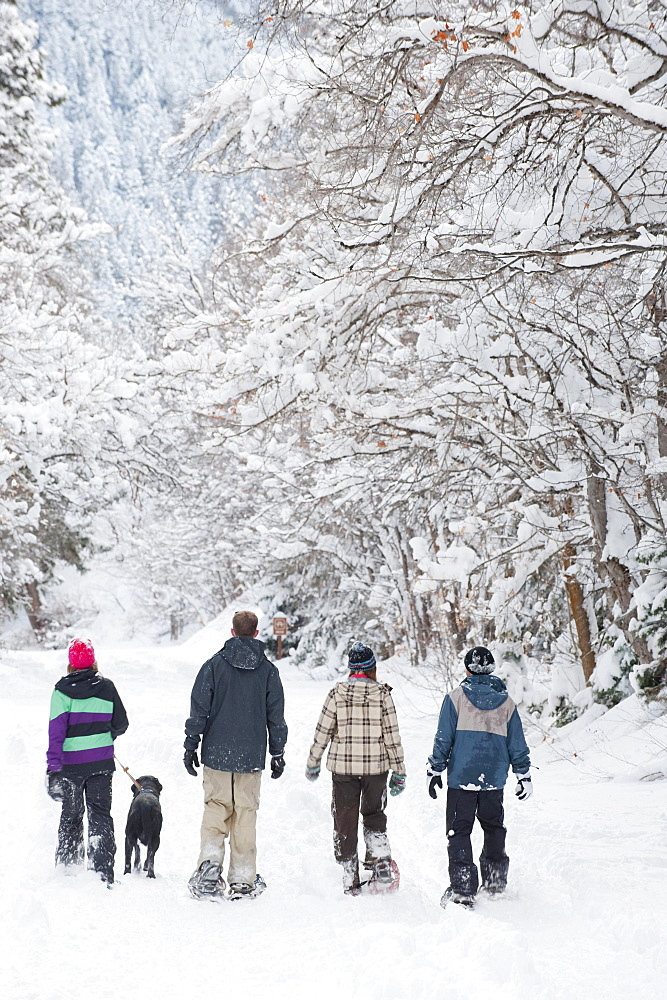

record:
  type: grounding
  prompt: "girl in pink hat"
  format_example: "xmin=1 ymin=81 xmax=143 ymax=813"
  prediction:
xmin=46 ymin=639 xmax=128 ymax=884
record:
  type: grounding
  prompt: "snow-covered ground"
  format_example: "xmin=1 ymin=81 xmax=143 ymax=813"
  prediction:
xmin=1 ymin=626 xmax=666 ymax=1000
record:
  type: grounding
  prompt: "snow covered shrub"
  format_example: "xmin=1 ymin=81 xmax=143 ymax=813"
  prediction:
xmin=590 ymin=641 xmax=637 ymax=709
xmin=631 ymin=536 xmax=667 ymax=700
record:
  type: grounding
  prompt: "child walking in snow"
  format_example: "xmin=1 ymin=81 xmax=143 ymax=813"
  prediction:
xmin=427 ymin=646 xmax=531 ymax=908
xmin=306 ymin=642 xmax=406 ymax=895
xmin=46 ymin=638 xmax=128 ymax=884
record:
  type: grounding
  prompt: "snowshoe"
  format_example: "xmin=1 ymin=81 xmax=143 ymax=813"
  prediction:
xmin=440 ymin=887 xmax=475 ymax=909
xmin=226 ymin=874 xmax=267 ymax=901
xmin=188 ymin=860 xmax=225 ymax=900
xmin=361 ymin=859 xmax=400 ymax=895
xmin=479 ymin=883 xmax=505 ymax=897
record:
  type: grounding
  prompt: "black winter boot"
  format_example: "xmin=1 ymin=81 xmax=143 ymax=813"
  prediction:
xmin=479 ymin=853 xmax=509 ymax=894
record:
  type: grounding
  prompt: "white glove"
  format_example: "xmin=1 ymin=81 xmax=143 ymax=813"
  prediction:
xmin=515 ymin=772 xmax=533 ymax=800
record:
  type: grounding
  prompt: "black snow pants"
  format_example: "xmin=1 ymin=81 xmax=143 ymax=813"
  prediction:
xmin=446 ymin=787 xmax=509 ymax=897
xmin=56 ymin=772 xmax=115 ymax=883
xmin=331 ymin=773 xmax=390 ymax=889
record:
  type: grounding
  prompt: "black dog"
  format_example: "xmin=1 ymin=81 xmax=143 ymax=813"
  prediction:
xmin=124 ymin=776 xmax=163 ymax=879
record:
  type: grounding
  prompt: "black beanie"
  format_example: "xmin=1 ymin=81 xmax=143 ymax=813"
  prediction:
xmin=348 ymin=642 xmax=376 ymax=672
xmin=464 ymin=646 xmax=495 ymax=674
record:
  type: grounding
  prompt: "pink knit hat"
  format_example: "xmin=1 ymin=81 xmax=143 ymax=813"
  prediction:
xmin=68 ymin=638 xmax=96 ymax=670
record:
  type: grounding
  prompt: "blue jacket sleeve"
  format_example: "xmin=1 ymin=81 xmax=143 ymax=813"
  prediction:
xmin=428 ymin=694 xmax=458 ymax=772
xmin=507 ymin=708 xmax=530 ymax=775
xmin=266 ymin=664 xmax=288 ymax=756
xmin=184 ymin=660 xmax=214 ymax=750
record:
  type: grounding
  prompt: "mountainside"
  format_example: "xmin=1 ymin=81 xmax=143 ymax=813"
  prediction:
xmin=23 ymin=0 xmax=237 ymax=325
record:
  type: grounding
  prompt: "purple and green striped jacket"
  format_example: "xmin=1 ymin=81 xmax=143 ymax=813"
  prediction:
xmin=47 ymin=668 xmax=128 ymax=776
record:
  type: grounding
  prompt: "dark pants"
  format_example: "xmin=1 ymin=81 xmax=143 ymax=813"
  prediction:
xmin=56 ymin=772 xmax=115 ymax=883
xmin=446 ymin=787 xmax=508 ymax=896
xmin=331 ymin=773 xmax=390 ymax=888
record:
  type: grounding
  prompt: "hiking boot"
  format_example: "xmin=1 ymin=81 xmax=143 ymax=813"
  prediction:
xmin=188 ymin=860 xmax=225 ymax=899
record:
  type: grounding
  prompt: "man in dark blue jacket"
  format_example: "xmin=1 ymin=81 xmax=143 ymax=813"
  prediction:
xmin=427 ymin=646 xmax=531 ymax=908
xmin=183 ymin=610 xmax=287 ymax=900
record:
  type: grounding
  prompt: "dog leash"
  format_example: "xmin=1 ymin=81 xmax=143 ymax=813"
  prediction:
xmin=114 ymin=754 xmax=144 ymax=791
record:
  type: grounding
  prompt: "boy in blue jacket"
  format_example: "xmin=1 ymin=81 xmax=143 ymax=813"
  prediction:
xmin=427 ymin=646 xmax=531 ymax=908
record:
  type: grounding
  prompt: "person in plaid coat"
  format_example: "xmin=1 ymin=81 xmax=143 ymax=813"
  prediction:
xmin=305 ymin=642 xmax=406 ymax=895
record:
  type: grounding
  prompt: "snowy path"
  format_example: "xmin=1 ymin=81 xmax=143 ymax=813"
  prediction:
xmin=1 ymin=644 xmax=665 ymax=1000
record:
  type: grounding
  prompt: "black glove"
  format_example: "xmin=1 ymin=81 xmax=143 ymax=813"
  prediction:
xmin=183 ymin=748 xmax=200 ymax=776
xmin=427 ymin=766 xmax=443 ymax=800
xmin=271 ymin=754 xmax=286 ymax=779
xmin=46 ymin=770 xmax=64 ymax=802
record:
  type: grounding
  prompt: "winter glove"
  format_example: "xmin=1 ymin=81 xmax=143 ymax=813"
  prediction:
xmin=427 ymin=766 xmax=444 ymax=800
xmin=515 ymin=772 xmax=533 ymax=801
xmin=271 ymin=754 xmax=286 ymax=779
xmin=183 ymin=749 xmax=200 ymax=777
xmin=305 ymin=764 xmax=320 ymax=782
xmin=46 ymin=770 xmax=64 ymax=802
xmin=389 ymin=772 xmax=406 ymax=796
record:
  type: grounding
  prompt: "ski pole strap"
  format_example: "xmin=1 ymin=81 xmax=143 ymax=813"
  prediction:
xmin=113 ymin=755 xmax=143 ymax=791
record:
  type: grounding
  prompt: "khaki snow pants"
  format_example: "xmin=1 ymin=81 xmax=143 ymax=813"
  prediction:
xmin=197 ymin=766 xmax=262 ymax=886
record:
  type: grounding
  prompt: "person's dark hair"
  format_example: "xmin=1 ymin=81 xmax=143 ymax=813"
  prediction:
xmin=232 ymin=610 xmax=259 ymax=636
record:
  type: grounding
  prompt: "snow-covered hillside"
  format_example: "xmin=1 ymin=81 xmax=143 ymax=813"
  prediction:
xmin=23 ymin=0 xmax=238 ymax=323
xmin=1 ymin=625 xmax=665 ymax=999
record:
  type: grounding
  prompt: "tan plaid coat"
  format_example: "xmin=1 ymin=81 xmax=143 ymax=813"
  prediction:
xmin=307 ymin=679 xmax=405 ymax=776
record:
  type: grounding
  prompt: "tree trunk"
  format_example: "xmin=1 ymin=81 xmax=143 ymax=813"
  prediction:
xmin=657 ymin=352 xmax=667 ymax=467
xmin=24 ymin=581 xmax=48 ymax=642
xmin=586 ymin=464 xmax=652 ymax=664
xmin=562 ymin=544 xmax=596 ymax=684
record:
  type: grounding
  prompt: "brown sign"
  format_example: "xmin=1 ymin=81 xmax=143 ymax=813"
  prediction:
xmin=273 ymin=616 xmax=288 ymax=636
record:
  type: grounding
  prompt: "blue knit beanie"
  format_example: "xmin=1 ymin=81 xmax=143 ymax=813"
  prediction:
xmin=348 ymin=642 xmax=376 ymax=673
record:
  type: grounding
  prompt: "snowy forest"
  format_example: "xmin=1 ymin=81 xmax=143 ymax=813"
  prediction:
xmin=2 ymin=0 xmax=667 ymax=725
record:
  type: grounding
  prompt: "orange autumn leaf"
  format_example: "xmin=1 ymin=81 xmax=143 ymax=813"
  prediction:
xmin=247 ymin=39 xmax=254 ymax=49
xmin=512 ymin=9 xmax=521 ymax=18
xmin=462 ymin=40 xmax=470 ymax=52
xmin=414 ymin=112 xmax=422 ymax=121
xmin=377 ymin=442 xmax=387 ymax=448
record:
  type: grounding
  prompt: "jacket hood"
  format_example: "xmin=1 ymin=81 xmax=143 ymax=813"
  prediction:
xmin=337 ymin=678 xmax=389 ymax=703
xmin=461 ymin=673 xmax=508 ymax=710
xmin=55 ymin=668 xmax=102 ymax=697
xmin=221 ymin=636 xmax=266 ymax=671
